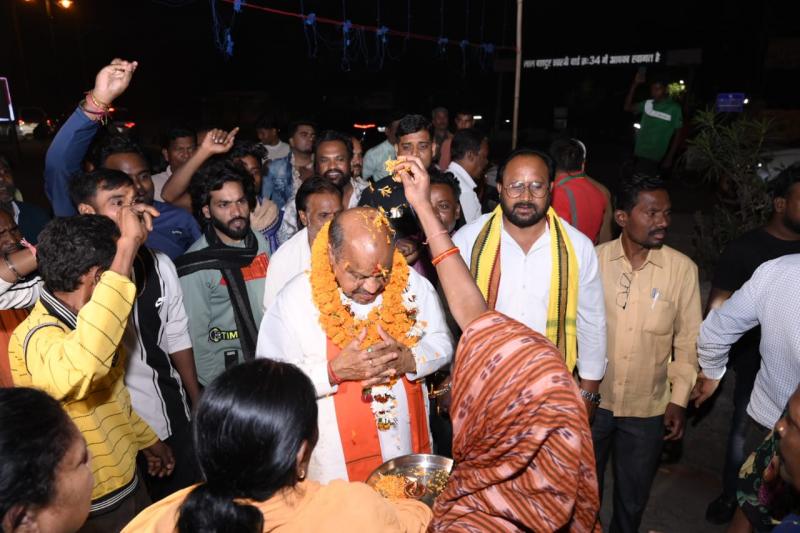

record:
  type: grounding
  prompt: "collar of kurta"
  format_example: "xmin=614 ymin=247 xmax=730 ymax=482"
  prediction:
xmin=607 ymin=236 xmax=664 ymax=269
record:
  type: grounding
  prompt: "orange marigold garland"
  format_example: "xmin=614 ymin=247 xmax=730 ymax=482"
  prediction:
xmin=310 ymin=220 xmax=420 ymax=351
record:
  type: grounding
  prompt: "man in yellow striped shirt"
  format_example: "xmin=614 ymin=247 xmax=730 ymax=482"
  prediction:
xmin=9 ymin=205 xmax=174 ymax=532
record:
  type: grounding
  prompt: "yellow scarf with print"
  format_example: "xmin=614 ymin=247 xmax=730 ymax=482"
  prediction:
xmin=469 ymin=205 xmax=579 ymax=371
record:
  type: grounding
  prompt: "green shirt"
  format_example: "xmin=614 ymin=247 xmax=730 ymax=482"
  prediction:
xmin=179 ymin=232 xmax=270 ymax=385
xmin=634 ymin=98 xmax=683 ymax=162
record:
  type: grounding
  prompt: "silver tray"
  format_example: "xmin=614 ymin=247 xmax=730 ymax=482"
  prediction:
xmin=366 ymin=453 xmax=454 ymax=507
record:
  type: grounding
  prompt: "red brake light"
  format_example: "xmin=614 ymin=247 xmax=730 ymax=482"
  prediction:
xmin=124 ymin=122 xmax=136 ymax=129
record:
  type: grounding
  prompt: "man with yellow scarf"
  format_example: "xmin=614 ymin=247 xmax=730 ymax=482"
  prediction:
xmin=452 ymin=148 xmax=607 ymax=416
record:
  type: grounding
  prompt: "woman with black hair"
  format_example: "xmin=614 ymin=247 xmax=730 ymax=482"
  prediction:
xmin=0 ymin=387 xmax=94 ymax=533
xmin=124 ymin=359 xmax=431 ymax=532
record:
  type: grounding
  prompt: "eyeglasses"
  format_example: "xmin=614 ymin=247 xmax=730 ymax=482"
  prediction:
xmin=616 ymin=272 xmax=632 ymax=309
xmin=504 ymin=181 xmax=549 ymax=199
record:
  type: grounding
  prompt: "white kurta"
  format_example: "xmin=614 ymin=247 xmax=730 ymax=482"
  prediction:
xmin=262 ymin=227 xmax=311 ymax=312
xmin=256 ymin=267 xmax=453 ymax=483
xmin=452 ymin=213 xmax=608 ymax=381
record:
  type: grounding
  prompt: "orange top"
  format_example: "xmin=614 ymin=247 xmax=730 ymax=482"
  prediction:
xmin=122 ymin=479 xmax=431 ymax=533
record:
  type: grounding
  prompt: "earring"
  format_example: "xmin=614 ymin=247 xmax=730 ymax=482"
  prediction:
xmin=298 ymin=468 xmax=306 ymax=480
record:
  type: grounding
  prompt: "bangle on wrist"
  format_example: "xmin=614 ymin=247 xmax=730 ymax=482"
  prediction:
xmin=579 ymin=388 xmax=601 ymax=405
xmin=87 ymin=90 xmax=110 ymax=110
xmin=431 ymin=246 xmax=460 ymax=266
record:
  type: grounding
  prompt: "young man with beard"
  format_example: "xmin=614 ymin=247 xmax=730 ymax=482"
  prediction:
xmin=593 ymin=174 xmax=701 ymax=533
xmin=44 ymin=59 xmax=201 ymax=260
xmin=452 ymin=148 xmax=607 ymax=414
xmin=262 ymin=120 xmax=317 ymax=209
xmin=151 ymin=128 xmax=196 ymax=202
xmin=702 ymin=163 xmax=800 ymax=524
xmin=177 ymin=162 xmax=270 ymax=386
xmin=262 ymin=177 xmax=343 ymax=311
xmin=0 ymin=156 xmax=50 ymax=244
xmin=70 ymin=168 xmax=201 ymax=500
xmin=279 ymin=130 xmax=352 ymax=243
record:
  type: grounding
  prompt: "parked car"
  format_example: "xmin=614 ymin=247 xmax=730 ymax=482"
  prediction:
xmin=16 ymin=107 xmax=52 ymax=139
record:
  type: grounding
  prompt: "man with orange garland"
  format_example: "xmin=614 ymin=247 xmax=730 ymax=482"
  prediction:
xmin=256 ymin=207 xmax=453 ymax=483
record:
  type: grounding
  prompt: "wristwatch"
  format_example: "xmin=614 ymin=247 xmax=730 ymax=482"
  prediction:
xmin=580 ymin=389 xmax=601 ymax=405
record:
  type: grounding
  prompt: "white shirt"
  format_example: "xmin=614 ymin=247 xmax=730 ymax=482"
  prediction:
xmin=256 ymin=267 xmax=453 ymax=483
xmin=261 ymin=140 xmax=291 ymax=162
xmin=347 ymin=177 xmax=369 ymax=209
xmin=452 ymin=213 xmax=607 ymax=380
xmin=446 ymin=161 xmax=483 ymax=223
xmin=151 ymin=167 xmax=172 ymax=203
xmin=263 ymin=227 xmax=311 ymax=312
xmin=123 ymin=250 xmax=192 ymax=440
xmin=0 ymin=276 xmax=41 ymax=310
xmin=698 ymin=254 xmax=800 ymax=428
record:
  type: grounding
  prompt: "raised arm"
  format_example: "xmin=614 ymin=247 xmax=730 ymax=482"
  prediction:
xmin=397 ymin=156 xmax=488 ymax=328
xmin=161 ymin=127 xmax=239 ymax=207
xmin=623 ymin=70 xmax=645 ymax=113
xmin=45 ymin=59 xmax=138 ymax=216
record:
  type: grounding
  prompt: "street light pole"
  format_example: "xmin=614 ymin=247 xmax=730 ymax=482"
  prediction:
xmin=511 ymin=0 xmax=523 ymax=150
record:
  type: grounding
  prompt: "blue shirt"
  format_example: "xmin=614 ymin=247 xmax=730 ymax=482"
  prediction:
xmin=147 ymin=201 xmax=202 ymax=260
xmin=45 ymin=107 xmax=99 ymax=216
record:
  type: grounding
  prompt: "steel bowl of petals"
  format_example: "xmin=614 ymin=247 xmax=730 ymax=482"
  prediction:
xmin=366 ymin=453 xmax=454 ymax=507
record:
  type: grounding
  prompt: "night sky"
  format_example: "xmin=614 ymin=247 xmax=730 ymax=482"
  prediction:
xmin=2 ymin=0 xmax=797 ymax=144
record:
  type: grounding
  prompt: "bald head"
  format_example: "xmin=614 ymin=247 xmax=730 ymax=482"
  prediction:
xmin=328 ymin=207 xmax=396 ymax=304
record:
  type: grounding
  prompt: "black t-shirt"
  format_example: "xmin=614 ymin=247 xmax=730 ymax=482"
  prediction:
xmin=712 ymin=228 xmax=800 ymax=372
xmin=358 ymin=177 xmax=421 ymax=240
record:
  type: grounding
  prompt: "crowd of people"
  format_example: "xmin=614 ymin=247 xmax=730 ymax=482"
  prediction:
xmin=0 ymin=57 xmax=799 ymax=533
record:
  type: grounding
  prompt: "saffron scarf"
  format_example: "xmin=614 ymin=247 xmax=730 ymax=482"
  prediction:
xmin=326 ymin=339 xmax=431 ymax=482
xmin=469 ymin=205 xmax=579 ymax=372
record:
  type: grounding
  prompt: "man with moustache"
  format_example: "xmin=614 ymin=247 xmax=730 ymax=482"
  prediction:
xmin=176 ymin=162 xmax=270 ymax=386
xmin=345 ymin=135 xmax=368 ymax=208
xmin=279 ymin=130 xmax=353 ymax=243
xmin=593 ymin=174 xmax=701 ymax=533
xmin=151 ymin=127 xmax=196 ymax=202
xmin=359 ymin=115 xmax=437 ymax=266
xmin=452 ymin=148 xmax=607 ymax=414
xmin=262 ymin=177 xmax=343 ymax=311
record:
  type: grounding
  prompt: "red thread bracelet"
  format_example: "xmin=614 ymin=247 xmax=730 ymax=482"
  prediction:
xmin=327 ymin=360 xmax=343 ymax=385
xmin=423 ymin=229 xmax=449 ymax=245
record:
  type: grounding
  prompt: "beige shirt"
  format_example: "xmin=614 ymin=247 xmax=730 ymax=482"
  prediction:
xmin=596 ymin=238 xmax=701 ymax=418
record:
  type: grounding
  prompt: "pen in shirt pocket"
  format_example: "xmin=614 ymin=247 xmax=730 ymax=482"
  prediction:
xmin=651 ymin=288 xmax=662 ymax=309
